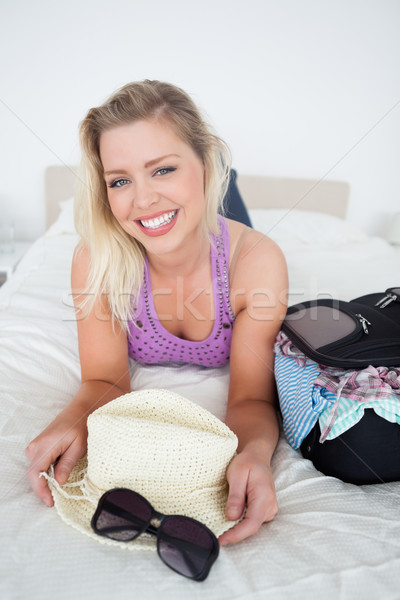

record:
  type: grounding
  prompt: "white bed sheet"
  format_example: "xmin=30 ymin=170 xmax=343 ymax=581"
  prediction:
xmin=1 ymin=223 xmax=400 ymax=600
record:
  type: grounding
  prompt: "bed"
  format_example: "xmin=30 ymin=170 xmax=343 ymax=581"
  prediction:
xmin=1 ymin=167 xmax=400 ymax=599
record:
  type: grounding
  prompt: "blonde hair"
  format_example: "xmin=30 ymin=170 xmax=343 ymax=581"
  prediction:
xmin=75 ymin=80 xmax=231 ymax=327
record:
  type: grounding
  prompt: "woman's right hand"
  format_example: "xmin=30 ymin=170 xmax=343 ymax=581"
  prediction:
xmin=27 ymin=246 xmax=132 ymax=506
xmin=25 ymin=406 xmax=89 ymax=506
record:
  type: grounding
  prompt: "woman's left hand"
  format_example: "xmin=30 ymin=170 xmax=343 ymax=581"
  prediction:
xmin=218 ymin=451 xmax=278 ymax=546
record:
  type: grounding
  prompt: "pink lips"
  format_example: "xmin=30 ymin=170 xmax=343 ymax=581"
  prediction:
xmin=135 ymin=209 xmax=179 ymax=237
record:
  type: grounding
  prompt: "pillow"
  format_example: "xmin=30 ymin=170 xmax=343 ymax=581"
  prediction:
xmin=45 ymin=198 xmax=76 ymax=236
xmin=248 ymin=209 xmax=367 ymax=245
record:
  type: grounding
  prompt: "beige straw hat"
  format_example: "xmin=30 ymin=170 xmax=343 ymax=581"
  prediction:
xmin=42 ymin=389 xmax=238 ymax=551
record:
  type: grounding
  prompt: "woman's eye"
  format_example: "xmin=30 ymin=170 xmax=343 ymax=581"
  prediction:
xmin=109 ymin=178 xmax=130 ymax=188
xmin=154 ymin=167 xmax=176 ymax=176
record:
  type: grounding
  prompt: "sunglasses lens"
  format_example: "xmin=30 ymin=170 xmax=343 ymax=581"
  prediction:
xmin=158 ymin=517 xmax=218 ymax=580
xmin=93 ymin=489 xmax=152 ymax=542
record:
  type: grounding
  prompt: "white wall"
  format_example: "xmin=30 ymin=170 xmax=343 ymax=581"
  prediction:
xmin=1 ymin=0 xmax=399 ymax=241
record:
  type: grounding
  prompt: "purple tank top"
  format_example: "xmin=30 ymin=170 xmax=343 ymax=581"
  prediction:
xmin=127 ymin=216 xmax=235 ymax=367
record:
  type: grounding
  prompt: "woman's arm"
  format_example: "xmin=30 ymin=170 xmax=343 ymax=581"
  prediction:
xmin=219 ymin=231 xmax=288 ymax=545
xmin=25 ymin=245 xmax=131 ymax=506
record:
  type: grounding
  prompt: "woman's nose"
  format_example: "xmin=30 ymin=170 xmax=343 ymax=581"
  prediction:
xmin=133 ymin=179 xmax=159 ymax=210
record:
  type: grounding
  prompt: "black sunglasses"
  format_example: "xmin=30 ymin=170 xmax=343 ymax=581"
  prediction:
xmin=91 ymin=488 xmax=219 ymax=581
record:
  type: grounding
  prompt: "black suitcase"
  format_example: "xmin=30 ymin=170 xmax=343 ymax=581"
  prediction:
xmin=282 ymin=287 xmax=400 ymax=369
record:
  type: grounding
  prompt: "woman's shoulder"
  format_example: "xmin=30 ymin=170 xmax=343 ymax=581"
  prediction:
xmin=225 ymin=217 xmax=286 ymax=275
xmin=224 ymin=218 xmax=287 ymax=312
xmin=225 ymin=218 xmax=288 ymax=314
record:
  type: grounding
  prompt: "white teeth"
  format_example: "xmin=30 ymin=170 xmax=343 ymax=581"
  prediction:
xmin=140 ymin=210 xmax=177 ymax=229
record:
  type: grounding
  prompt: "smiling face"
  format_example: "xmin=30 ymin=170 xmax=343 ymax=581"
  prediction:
xmin=100 ymin=119 xmax=206 ymax=258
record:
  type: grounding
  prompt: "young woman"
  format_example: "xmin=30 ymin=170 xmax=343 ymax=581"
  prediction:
xmin=26 ymin=80 xmax=288 ymax=545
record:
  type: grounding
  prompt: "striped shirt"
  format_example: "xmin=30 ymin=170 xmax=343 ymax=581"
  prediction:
xmin=274 ymin=332 xmax=400 ymax=448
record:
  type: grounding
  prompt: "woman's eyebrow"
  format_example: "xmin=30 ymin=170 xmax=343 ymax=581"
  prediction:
xmin=103 ymin=169 xmax=129 ymax=177
xmin=144 ymin=153 xmax=181 ymax=168
xmin=104 ymin=154 xmax=181 ymax=177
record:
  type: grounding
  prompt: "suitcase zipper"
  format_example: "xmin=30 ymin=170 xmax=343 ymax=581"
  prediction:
xmin=375 ymin=292 xmax=398 ymax=309
xmin=355 ymin=313 xmax=371 ymax=334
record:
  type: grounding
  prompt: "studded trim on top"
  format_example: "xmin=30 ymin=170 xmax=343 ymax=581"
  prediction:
xmin=127 ymin=216 xmax=236 ymax=367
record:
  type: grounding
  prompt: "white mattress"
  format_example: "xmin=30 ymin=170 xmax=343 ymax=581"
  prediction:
xmin=1 ymin=211 xmax=400 ymax=599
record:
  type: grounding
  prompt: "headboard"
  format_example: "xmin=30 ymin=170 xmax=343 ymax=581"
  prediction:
xmin=45 ymin=166 xmax=349 ymax=229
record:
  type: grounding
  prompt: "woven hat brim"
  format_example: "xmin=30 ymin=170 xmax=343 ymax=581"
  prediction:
xmin=46 ymin=457 xmax=236 ymax=552
xmin=46 ymin=458 xmax=161 ymax=551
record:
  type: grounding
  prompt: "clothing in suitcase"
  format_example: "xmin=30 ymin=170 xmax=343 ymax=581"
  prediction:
xmin=275 ymin=288 xmax=400 ymax=484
